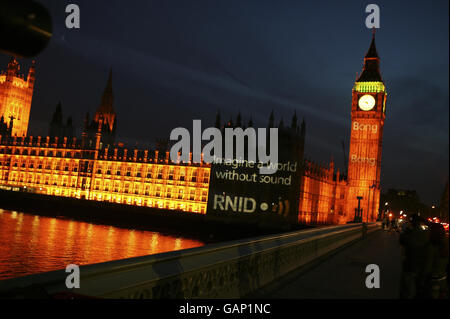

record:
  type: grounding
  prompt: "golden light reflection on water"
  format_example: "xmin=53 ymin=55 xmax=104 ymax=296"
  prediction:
xmin=0 ymin=209 xmax=204 ymax=280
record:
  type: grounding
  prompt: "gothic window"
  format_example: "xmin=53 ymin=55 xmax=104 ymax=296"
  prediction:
xmin=203 ymin=170 xmax=210 ymax=183
xmin=201 ymin=190 xmax=207 ymax=202
xmin=180 ymin=169 xmax=186 ymax=181
xmin=157 ymin=167 xmax=163 ymax=179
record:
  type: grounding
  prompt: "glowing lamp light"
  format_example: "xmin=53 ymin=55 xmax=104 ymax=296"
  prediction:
xmin=389 ymin=213 xmax=393 ymax=217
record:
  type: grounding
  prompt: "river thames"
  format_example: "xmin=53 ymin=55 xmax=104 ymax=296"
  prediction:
xmin=0 ymin=209 xmax=204 ymax=280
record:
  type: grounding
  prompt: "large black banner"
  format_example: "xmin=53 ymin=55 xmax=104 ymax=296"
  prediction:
xmin=206 ymin=127 xmax=304 ymax=225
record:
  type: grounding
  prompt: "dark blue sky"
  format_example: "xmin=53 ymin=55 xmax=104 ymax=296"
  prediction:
xmin=1 ymin=0 xmax=448 ymax=205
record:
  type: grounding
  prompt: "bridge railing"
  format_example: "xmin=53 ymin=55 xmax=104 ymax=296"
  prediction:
xmin=0 ymin=222 xmax=380 ymax=299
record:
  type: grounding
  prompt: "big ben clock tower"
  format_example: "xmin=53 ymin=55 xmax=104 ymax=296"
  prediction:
xmin=346 ymin=33 xmax=386 ymax=223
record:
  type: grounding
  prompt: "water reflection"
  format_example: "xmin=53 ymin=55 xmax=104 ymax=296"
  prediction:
xmin=0 ymin=209 xmax=204 ymax=280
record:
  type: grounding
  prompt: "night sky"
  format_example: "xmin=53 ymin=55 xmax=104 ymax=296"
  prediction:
xmin=0 ymin=0 xmax=448 ymax=205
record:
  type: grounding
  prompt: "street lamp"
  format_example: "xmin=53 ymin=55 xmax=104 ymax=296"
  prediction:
xmin=355 ymin=196 xmax=363 ymax=222
xmin=383 ymin=202 xmax=389 ymax=220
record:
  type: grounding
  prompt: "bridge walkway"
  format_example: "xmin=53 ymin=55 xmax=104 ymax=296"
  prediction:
xmin=252 ymin=229 xmax=402 ymax=299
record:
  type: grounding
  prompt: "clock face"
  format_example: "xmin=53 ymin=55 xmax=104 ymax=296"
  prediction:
xmin=358 ymin=94 xmax=376 ymax=111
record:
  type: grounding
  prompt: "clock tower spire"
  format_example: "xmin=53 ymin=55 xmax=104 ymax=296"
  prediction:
xmin=346 ymin=33 xmax=387 ymax=223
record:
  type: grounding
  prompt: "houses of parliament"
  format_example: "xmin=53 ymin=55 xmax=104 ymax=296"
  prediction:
xmin=0 ymin=35 xmax=386 ymax=224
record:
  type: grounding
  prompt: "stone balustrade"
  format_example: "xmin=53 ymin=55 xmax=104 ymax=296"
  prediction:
xmin=0 ymin=223 xmax=380 ymax=299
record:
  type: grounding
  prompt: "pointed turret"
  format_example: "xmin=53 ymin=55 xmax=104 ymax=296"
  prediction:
xmin=27 ymin=60 xmax=36 ymax=88
xmin=300 ymin=117 xmax=306 ymax=135
xmin=6 ymin=57 xmax=19 ymax=78
xmin=291 ymin=111 xmax=298 ymax=130
xmin=65 ymin=117 xmax=74 ymax=139
xmin=357 ymin=33 xmax=383 ymax=83
xmin=365 ymin=29 xmax=379 ymax=59
xmin=278 ymin=117 xmax=284 ymax=129
xmin=227 ymin=116 xmax=233 ymax=127
xmin=268 ymin=110 xmax=274 ymax=128
xmin=94 ymin=68 xmax=116 ymax=131
xmin=51 ymin=102 xmax=63 ymax=123
xmin=215 ymin=110 xmax=221 ymax=129
xmin=236 ymin=111 xmax=242 ymax=127
xmin=49 ymin=102 xmax=63 ymax=138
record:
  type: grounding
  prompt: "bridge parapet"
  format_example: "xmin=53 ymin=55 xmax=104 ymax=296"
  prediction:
xmin=0 ymin=223 xmax=380 ymax=299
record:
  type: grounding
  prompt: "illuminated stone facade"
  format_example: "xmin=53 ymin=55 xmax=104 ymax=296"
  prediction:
xmin=0 ymin=35 xmax=386 ymax=224
xmin=0 ymin=135 xmax=210 ymax=214
xmin=345 ymin=34 xmax=386 ymax=223
xmin=298 ymin=34 xmax=386 ymax=224
xmin=0 ymin=58 xmax=35 ymax=137
xmin=298 ymin=159 xmax=348 ymax=225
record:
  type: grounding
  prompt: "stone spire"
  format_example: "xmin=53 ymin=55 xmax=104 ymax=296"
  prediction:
xmin=291 ymin=110 xmax=298 ymax=130
xmin=268 ymin=110 xmax=274 ymax=128
xmin=94 ymin=68 xmax=116 ymax=131
xmin=357 ymin=33 xmax=383 ymax=82
xmin=215 ymin=110 xmax=221 ymax=129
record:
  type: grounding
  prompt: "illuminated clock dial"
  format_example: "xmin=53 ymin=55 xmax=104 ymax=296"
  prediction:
xmin=358 ymin=94 xmax=376 ymax=111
